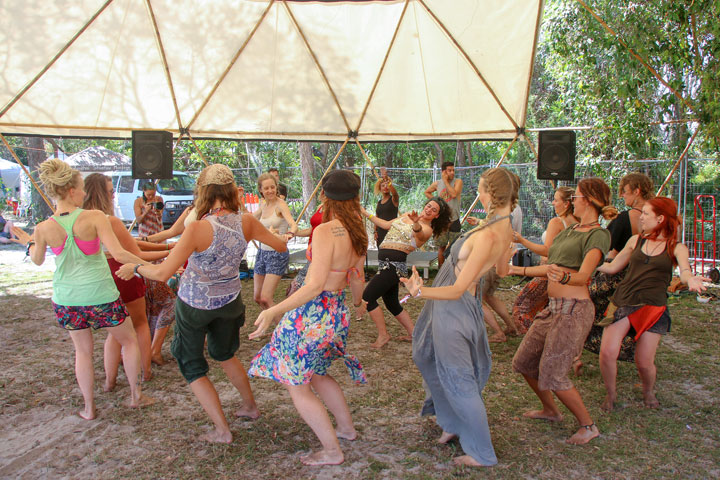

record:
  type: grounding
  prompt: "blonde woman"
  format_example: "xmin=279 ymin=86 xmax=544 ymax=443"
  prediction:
xmin=402 ymin=167 xmax=519 ymax=467
xmin=11 ymin=159 xmax=154 ymax=420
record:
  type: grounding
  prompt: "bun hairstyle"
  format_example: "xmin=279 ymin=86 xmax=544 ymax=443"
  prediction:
xmin=481 ymin=167 xmax=521 ymax=219
xmin=38 ymin=158 xmax=82 ymax=200
xmin=644 ymin=197 xmax=680 ymax=266
xmin=577 ymin=177 xmax=618 ymax=220
xmin=619 ymin=172 xmax=655 ymax=201
xmin=256 ymin=172 xmax=277 ymax=198
xmin=556 ymin=186 xmax=576 ymax=218
xmin=83 ymin=173 xmax=114 ymax=215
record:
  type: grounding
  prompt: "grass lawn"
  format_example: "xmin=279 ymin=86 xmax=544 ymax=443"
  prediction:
xmin=1 ymin=253 xmax=718 ymax=479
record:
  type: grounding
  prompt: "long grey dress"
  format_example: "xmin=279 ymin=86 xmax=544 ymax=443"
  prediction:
xmin=412 ymin=228 xmax=498 ymax=466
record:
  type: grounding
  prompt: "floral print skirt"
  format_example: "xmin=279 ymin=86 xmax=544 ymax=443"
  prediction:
xmin=249 ymin=290 xmax=366 ymax=386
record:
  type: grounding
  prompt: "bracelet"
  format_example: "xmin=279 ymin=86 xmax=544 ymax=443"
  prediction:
xmin=559 ymin=272 xmax=571 ymax=285
xmin=414 ymin=287 xmax=422 ymax=298
xmin=166 ymin=243 xmax=170 ymax=250
xmin=412 ymin=225 xmax=422 ymax=233
xmin=142 ymin=236 xmax=148 ymax=242
xmin=133 ymin=264 xmax=143 ymax=278
xmin=523 ymin=267 xmax=527 ymax=276
xmin=353 ymin=302 xmax=363 ymax=308
xmin=368 ymin=213 xmax=374 ymax=219
xmin=25 ymin=241 xmax=35 ymax=256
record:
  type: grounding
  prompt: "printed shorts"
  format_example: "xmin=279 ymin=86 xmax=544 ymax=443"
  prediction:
xmin=255 ymin=248 xmax=289 ymax=276
xmin=52 ymin=298 xmax=128 ymax=331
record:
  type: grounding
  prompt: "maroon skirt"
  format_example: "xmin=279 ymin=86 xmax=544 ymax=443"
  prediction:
xmin=107 ymin=257 xmax=146 ymax=304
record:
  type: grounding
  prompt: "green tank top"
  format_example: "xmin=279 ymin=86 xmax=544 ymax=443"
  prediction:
xmin=51 ymin=209 xmax=120 ymax=306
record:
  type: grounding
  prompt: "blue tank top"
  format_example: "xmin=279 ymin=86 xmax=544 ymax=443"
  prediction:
xmin=178 ymin=213 xmax=247 ymax=310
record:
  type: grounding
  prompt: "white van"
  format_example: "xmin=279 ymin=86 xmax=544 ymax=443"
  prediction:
xmin=110 ymin=171 xmax=195 ymax=227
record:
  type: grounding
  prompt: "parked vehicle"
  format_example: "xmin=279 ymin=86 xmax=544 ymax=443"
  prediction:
xmin=110 ymin=171 xmax=195 ymax=226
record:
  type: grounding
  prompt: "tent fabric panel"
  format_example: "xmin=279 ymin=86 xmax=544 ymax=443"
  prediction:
xmin=285 ymin=1 xmax=406 ymax=130
xmin=0 ymin=0 xmax=109 ymax=111
xmin=1 ymin=0 xmax=178 ymax=130
xmin=151 ymin=0 xmax=272 ymax=125
xmin=192 ymin=2 xmax=348 ymax=135
xmin=423 ymin=0 xmax=541 ymax=122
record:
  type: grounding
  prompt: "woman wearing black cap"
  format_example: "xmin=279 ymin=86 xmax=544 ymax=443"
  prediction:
xmin=360 ymin=198 xmax=452 ymax=348
xmin=248 ymin=169 xmax=368 ymax=466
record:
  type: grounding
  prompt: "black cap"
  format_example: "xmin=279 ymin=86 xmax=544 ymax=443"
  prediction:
xmin=322 ymin=169 xmax=361 ymax=201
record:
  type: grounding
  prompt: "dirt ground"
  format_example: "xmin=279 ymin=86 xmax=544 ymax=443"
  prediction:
xmin=1 ymin=245 xmax=719 ymax=479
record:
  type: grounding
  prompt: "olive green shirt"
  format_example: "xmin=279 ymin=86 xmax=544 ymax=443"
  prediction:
xmin=546 ymin=226 xmax=610 ymax=270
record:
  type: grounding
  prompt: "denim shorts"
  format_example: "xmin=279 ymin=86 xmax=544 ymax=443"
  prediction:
xmin=255 ymin=248 xmax=289 ymax=276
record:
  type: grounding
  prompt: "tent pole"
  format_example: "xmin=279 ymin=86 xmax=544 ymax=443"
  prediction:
xmin=418 ymin=0 xmax=519 ymax=130
xmin=282 ymin=1 xmax=351 ymax=132
xmin=0 ymin=0 xmax=114 ymax=118
xmin=522 ymin=133 xmax=538 ymax=159
xmin=354 ymin=139 xmax=380 ymax=180
xmin=144 ymin=0 xmax=183 ymax=130
xmin=186 ymin=1 xmax=274 ymax=130
xmin=294 ymin=138 xmax=349 ymax=223
xmin=575 ymin=0 xmax=693 ymax=113
xmin=496 ymin=135 xmax=518 ymax=168
xmin=186 ymin=133 xmax=210 ymax=167
xmin=354 ymin=0 xmax=410 ymax=133
xmin=0 ymin=132 xmax=54 ymax=210
xmin=656 ymin=128 xmax=699 ymax=197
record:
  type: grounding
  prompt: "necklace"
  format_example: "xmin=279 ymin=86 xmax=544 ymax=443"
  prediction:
xmin=643 ymin=239 xmax=665 ymax=264
xmin=574 ymin=221 xmax=599 ymax=229
xmin=208 ymin=207 xmax=226 ymax=216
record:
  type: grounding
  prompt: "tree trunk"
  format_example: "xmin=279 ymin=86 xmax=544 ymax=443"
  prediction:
xmin=244 ymin=142 xmax=263 ymax=176
xmin=433 ymin=142 xmax=445 ymax=167
xmin=384 ymin=143 xmax=394 ymax=168
xmin=465 ymin=142 xmax=473 ymax=166
xmin=23 ymin=137 xmax=53 ymax=222
xmin=455 ymin=141 xmax=465 ymax=167
xmin=298 ymin=142 xmax=316 ymax=218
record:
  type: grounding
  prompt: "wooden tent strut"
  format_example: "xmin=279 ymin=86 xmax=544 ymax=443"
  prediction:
xmin=186 ymin=133 xmax=210 ymax=167
xmin=0 ymin=0 xmax=114 ymax=119
xmin=418 ymin=0 xmax=519 ymax=131
xmin=575 ymin=0 xmax=694 ymax=113
xmin=353 ymin=140 xmax=380 ymax=180
xmin=0 ymin=132 xmax=54 ymax=210
xmin=144 ymin=0 xmax=184 ymax=131
xmin=656 ymin=128 xmax=699 ymax=197
xmin=495 ymin=135 xmax=518 ymax=168
xmin=294 ymin=138 xmax=349 ymax=223
xmin=355 ymin=0 xmax=410 ymax=133
xmin=282 ymin=1 xmax=351 ymax=132
xmin=519 ymin=0 xmax=546 ymax=128
xmin=186 ymin=1 xmax=274 ymax=131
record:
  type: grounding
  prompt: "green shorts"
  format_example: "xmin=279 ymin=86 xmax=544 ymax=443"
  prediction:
xmin=171 ymin=294 xmax=245 ymax=383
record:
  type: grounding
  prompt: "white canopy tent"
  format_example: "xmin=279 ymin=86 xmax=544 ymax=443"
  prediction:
xmin=0 ymin=0 xmax=543 ymax=142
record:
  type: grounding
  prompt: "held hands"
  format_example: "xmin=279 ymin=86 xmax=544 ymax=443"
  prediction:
xmin=116 ymin=263 xmax=137 ymax=281
xmin=354 ymin=300 xmax=367 ymax=319
xmin=399 ymin=266 xmax=424 ymax=297
xmin=249 ymin=309 xmax=275 ymax=340
xmin=546 ymin=264 xmax=565 ymax=283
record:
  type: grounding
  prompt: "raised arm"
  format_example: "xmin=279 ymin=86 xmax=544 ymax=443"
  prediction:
xmin=144 ymin=206 xmax=192 ymax=242
xmin=362 ymin=207 xmax=395 ymax=230
xmin=11 ymin=224 xmax=46 ymax=266
xmin=596 ymin=235 xmax=637 ymax=275
xmin=424 ymin=181 xmax=438 ymax=200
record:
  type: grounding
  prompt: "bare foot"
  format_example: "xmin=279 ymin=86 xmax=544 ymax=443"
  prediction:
xmin=566 ymin=424 xmax=599 ymax=445
xmin=143 ymin=372 xmax=153 ymax=383
xmin=523 ymin=410 xmax=563 ymax=422
xmin=151 ymin=354 xmax=165 ymax=366
xmin=126 ymin=394 xmax=158 ymax=409
xmin=573 ymin=360 xmax=583 ymax=376
xmin=199 ymin=429 xmax=232 ymax=444
xmin=77 ymin=408 xmax=96 ymax=421
xmin=235 ymin=405 xmax=261 ymax=420
xmin=437 ymin=431 xmax=458 ymax=444
xmin=300 ymin=448 xmax=344 ymax=466
xmin=489 ymin=333 xmax=507 ymax=343
xmin=503 ymin=326 xmax=519 ymax=337
xmin=395 ymin=335 xmax=412 ymax=342
xmin=336 ymin=428 xmax=357 ymax=440
xmin=643 ymin=392 xmax=660 ymax=409
xmin=453 ymin=455 xmax=493 ymax=467
xmin=601 ymin=394 xmax=616 ymax=412
xmin=103 ymin=379 xmax=116 ymax=392
xmin=370 ymin=334 xmax=391 ymax=349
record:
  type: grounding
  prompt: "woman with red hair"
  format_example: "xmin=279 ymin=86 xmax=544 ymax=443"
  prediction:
xmin=596 ymin=197 xmax=709 ymax=411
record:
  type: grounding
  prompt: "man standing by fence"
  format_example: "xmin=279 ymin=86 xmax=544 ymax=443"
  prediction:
xmin=425 ymin=161 xmax=463 ymax=266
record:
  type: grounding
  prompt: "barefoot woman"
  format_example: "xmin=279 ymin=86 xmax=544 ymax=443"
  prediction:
xmin=402 ymin=167 xmax=519 ymax=467
xmin=597 ymin=197 xmax=709 ymax=411
xmin=249 ymin=170 xmax=367 ymax=466
xmin=12 ymin=159 xmax=154 ymax=419
xmin=361 ymin=198 xmax=451 ymax=348
xmin=511 ymin=177 xmax=615 ymax=444
xmin=118 ymin=164 xmax=287 ymax=443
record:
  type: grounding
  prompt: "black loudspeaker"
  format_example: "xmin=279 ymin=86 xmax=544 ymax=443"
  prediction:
xmin=132 ymin=130 xmax=173 ymax=179
xmin=537 ymin=130 xmax=576 ymax=181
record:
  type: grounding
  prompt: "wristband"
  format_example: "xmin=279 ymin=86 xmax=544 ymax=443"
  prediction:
xmin=414 ymin=287 xmax=422 ymax=298
xmin=133 ymin=264 xmax=143 ymax=278
xmin=353 ymin=301 xmax=363 ymax=308
xmin=523 ymin=267 xmax=527 ymax=276
xmin=412 ymin=223 xmax=422 ymax=233
xmin=25 ymin=240 xmax=35 ymax=256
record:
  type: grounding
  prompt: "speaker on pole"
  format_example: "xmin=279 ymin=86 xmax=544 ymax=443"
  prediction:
xmin=132 ymin=130 xmax=173 ymax=179
xmin=537 ymin=130 xmax=576 ymax=181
